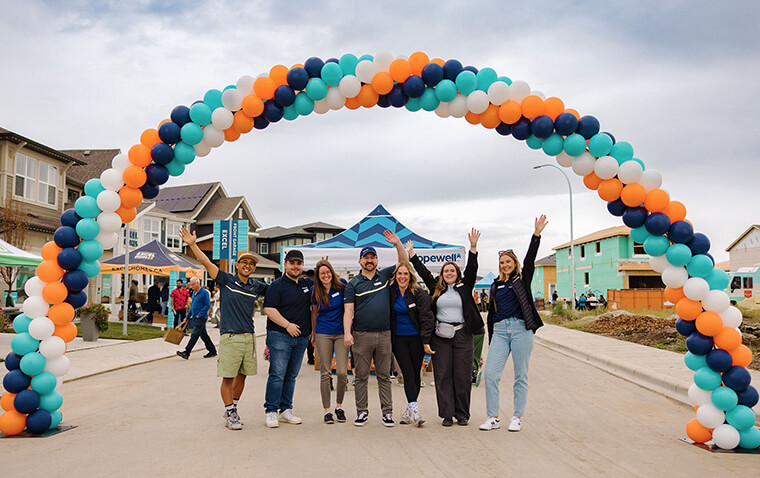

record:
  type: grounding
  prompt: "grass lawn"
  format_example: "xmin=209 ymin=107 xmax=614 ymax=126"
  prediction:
xmin=75 ymin=323 xmax=165 ymax=341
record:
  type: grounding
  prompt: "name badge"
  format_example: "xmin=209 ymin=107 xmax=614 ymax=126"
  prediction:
xmin=374 ymin=281 xmax=382 ymax=286
xmin=302 ymin=287 xmax=309 ymax=293
xmin=455 ymin=283 xmax=464 ymax=288
xmin=331 ymin=292 xmax=340 ymax=298
xmin=408 ymin=303 xmax=416 ymax=308
xmin=497 ymin=285 xmax=505 ymax=289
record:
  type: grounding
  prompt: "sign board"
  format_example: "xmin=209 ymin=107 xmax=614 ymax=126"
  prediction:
xmin=745 ymin=290 xmax=753 ymax=298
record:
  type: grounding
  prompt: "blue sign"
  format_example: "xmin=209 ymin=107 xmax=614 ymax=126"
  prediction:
xmin=213 ymin=220 xmax=230 ymax=261
xmin=230 ymin=220 xmax=239 ymax=262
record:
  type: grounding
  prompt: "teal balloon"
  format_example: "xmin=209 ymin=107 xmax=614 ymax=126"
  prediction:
xmin=588 ymin=134 xmax=613 ymax=157
xmin=711 ymin=386 xmax=739 ymax=411
xmin=687 ymin=255 xmax=713 ymax=279
xmin=174 ymin=142 xmax=196 ymax=165
xmin=542 ymin=133 xmax=565 ymax=156
xmin=707 ymin=269 xmax=729 ymax=291
xmin=39 ymin=390 xmax=63 ymax=412
xmin=610 ymin=141 xmax=634 ymax=164
xmin=726 ymin=405 xmax=756 ymax=430
xmin=75 ymin=219 xmax=100 ymax=241
xmin=84 ymin=179 xmax=105 ymax=198
xmin=694 ymin=367 xmax=722 ymax=390
xmin=476 ymin=67 xmax=498 ymax=92
xmin=31 ymin=371 xmax=58 ymax=395
xmin=20 ymin=352 xmax=46 ymax=376
xmin=223 ymin=84 xmax=236 ymax=91
xmin=180 ymin=123 xmax=204 ymax=145
xmin=189 ymin=103 xmax=212 ymax=126
xmin=632 ymin=158 xmax=645 ymax=170
xmin=497 ymin=76 xmax=512 ymax=85
xmin=78 ymin=240 xmax=104 ymax=262
xmin=13 ymin=313 xmax=32 ymax=334
xmin=405 ymin=97 xmax=422 ymax=112
xmin=320 ymin=62 xmax=344 ymax=87
xmin=665 ymin=243 xmax=692 ymax=267
xmin=339 ymin=54 xmax=359 ymax=76
xmin=305 ymin=78 xmax=328 ymax=101
xmin=685 ymin=352 xmax=708 ymax=371
xmin=203 ymin=89 xmax=223 ymax=110
xmin=11 ymin=332 xmax=40 ymax=356
xmin=166 ymin=160 xmax=186 ymax=177
xmin=455 ymin=70 xmax=477 ymax=95
xmin=419 ymin=87 xmax=440 ymax=112
xmin=630 ymin=225 xmax=650 ymax=244
xmin=526 ymin=135 xmax=544 ymax=150
xmin=738 ymin=426 xmax=760 ymax=449
xmin=434 ymin=79 xmax=457 ymax=102
xmin=563 ymin=134 xmax=587 ymax=157
xmin=74 ymin=196 xmax=100 ymax=219
xmin=282 ymin=104 xmax=298 ymax=121
xmin=78 ymin=260 xmax=101 ymax=279
xmin=294 ymin=93 xmax=315 ymax=116
xmin=49 ymin=409 xmax=63 ymax=429
xmin=643 ymin=235 xmax=670 ymax=257
xmin=358 ymin=54 xmax=373 ymax=62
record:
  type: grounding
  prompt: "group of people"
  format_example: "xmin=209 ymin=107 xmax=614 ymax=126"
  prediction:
xmin=577 ymin=292 xmax=606 ymax=310
xmin=176 ymin=214 xmax=548 ymax=433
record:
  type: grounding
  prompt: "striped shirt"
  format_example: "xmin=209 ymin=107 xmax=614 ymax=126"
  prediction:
xmin=344 ymin=266 xmax=395 ymax=332
xmin=215 ymin=270 xmax=268 ymax=334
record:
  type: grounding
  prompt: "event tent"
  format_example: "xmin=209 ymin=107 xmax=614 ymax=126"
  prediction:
xmin=0 ymin=238 xmax=42 ymax=268
xmin=475 ymin=272 xmax=497 ymax=290
xmin=100 ymin=240 xmax=204 ymax=277
xmin=282 ymin=204 xmax=466 ymax=272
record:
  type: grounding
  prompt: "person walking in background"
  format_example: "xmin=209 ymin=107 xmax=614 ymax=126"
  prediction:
xmin=160 ymin=282 xmax=169 ymax=316
xmin=177 ymin=277 xmax=217 ymax=360
xmin=407 ymin=229 xmax=484 ymax=427
xmin=128 ymin=279 xmax=138 ymax=313
xmin=146 ymin=281 xmax=161 ymax=323
xmin=210 ymin=285 xmax=221 ymax=328
xmin=479 ymin=215 xmax=547 ymax=433
xmin=171 ymin=279 xmax=190 ymax=326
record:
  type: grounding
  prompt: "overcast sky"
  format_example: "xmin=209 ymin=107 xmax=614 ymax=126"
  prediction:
xmin=2 ymin=1 xmax=758 ymax=275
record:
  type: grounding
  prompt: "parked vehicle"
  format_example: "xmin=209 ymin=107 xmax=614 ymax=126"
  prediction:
xmin=727 ymin=266 xmax=760 ymax=304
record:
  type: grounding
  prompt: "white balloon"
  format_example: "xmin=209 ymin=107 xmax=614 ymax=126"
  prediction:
xmin=688 ymin=383 xmax=713 ymax=406
xmin=39 ymin=336 xmax=66 ymax=359
xmin=649 ymin=254 xmax=670 ymax=273
xmin=96 ymin=190 xmax=121 ymax=213
xmin=683 ymin=277 xmax=710 ymax=301
xmin=696 ymin=402 xmax=725 ymax=429
xmin=466 ymin=90 xmax=489 ymax=114
xmin=618 ymin=160 xmax=643 ymax=184
xmin=448 ymin=95 xmax=468 ymax=118
xmin=508 ymin=80 xmax=530 ymax=102
xmin=355 ymin=60 xmax=375 ymax=83
xmin=719 ymin=306 xmax=743 ymax=328
xmin=487 ymin=81 xmax=510 ymax=105
xmin=221 ymin=88 xmax=243 ymax=111
xmin=702 ymin=290 xmax=730 ymax=313
xmin=194 ymin=140 xmax=211 ymax=157
xmin=203 ymin=125 xmax=225 ymax=148
xmin=55 ymin=376 xmax=63 ymax=390
xmin=210 ymin=107 xmax=234 ymax=130
xmin=338 ymin=75 xmax=361 ymax=98
xmin=97 ymin=212 xmax=122 ymax=234
xmin=95 ymin=231 xmax=118 ymax=250
xmin=571 ymin=152 xmax=596 ymax=176
xmin=100 ymin=168 xmax=124 ymax=192
xmin=24 ymin=276 xmax=46 ymax=297
xmin=314 ymin=99 xmax=329 ymax=114
xmin=713 ymin=424 xmax=741 ymax=450
xmin=28 ymin=316 xmax=55 ymax=340
xmin=325 ymin=87 xmax=346 ymax=110
xmin=639 ymin=169 xmax=663 ymax=192
xmin=44 ymin=354 xmax=71 ymax=377
xmin=373 ymin=52 xmax=394 ymax=73
xmin=22 ymin=296 xmax=50 ymax=319
xmin=434 ymin=102 xmax=450 ymax=118
xmin=593 ymin=156 xmax=619 ymax=180
xmin=531 ymin=90 xmax=546 ymax=100
xmin=236 ymin=75 xmax=255 ymax=95
xmin=110 ymin=153 xmax=130 ymax=172
xmin=556 ymin=152 xmax=574 ymax=168
xmin=662 ymin=266 xmax=689 ymax=288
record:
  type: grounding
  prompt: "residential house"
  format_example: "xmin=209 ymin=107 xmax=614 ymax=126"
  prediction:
xmin=530 ymin=253 xmax=556 ymax=300
xmin=726 ymin=225 xmax=760 ymax=271
xmin=256 ymin=221 xmax=345 ymax=267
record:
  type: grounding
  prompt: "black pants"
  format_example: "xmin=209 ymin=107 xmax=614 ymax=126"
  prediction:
xmin=307 ymin=340 xmax=315 ymax=364
xmin=431 ymin=328 xmax=474 ymax=421
xmin=184 ymin=317 xmax=216 ymax=355
xmin=174 ymin=308 xmax=186 ymax=325
xmin=392 ymin=334 xmax=424 ymax=403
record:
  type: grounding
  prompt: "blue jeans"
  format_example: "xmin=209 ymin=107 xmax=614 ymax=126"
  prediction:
xmin=264 ymin=330 xmax=308 ymax=413
xmin=484 ymin=318 xmax=534 ymax=417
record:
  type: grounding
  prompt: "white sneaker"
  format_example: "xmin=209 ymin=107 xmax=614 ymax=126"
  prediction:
xmin=412 ymin=411 xmax=425 ymax=427
xmin=265 ymin=411 xmax=279 ymax=428
xmin=279 ymin=409 xmax=303 ymax=424
xmin=508 ymin=416 xmax=522 ymax=432
xmin=479 ymin=417 xmax=500 ymax=431
xmin=223 ymin=408 xmax=244 ymax=426
xmin=225 ymin=410 xmax=243 ymax=430
xmin=399 ymin=408 xmax=412 ymax=425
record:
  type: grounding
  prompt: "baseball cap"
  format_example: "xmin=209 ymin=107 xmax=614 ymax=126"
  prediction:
xmin=284 ymin=250 xmax=304 ymax=262
xmin=237 ymin=252 xmax=259 ymax=264
xmin=359 ymin=246 xmax=377 ymax=258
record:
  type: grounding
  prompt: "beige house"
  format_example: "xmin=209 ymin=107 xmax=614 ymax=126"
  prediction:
xmin=726 ymin=225 xmax=760 ymax=270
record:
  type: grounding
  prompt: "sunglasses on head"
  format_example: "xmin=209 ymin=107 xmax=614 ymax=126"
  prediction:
xmin=498 ymin=249 xmax=514 ymax=256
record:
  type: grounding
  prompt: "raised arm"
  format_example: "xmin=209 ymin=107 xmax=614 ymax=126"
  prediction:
xmin=463 ymin=228 xmax=480 ymax=290
xmin=407 ymin=240 xmax=437 ymax=291
xmin=179 ymin=227 xmax=219 ymax=280
xmin=383 ymin=229 xmax=407 ymax=264
xmin=522 ymin=215 xmax=547 ymax=284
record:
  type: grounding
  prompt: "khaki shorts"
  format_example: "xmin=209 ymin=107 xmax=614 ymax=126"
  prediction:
xmin=217 ymin=333 xmax=257 ymax=378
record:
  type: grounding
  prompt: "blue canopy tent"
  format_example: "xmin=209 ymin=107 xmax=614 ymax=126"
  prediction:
xmin=474 ymin=272 xmax=496 ymax=290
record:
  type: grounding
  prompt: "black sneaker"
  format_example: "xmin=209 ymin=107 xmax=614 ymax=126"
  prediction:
xmin=334 ymin=408 xmax=346 ymax=423
xmin=442 ymin=418 xmax=453 ymax=427
xmin=324 ymin=412 xmax=335 ymax=424
xmin=382 ymin=413 xmax=395 ymax=427
xmin=176 ymin=351 xmax=189 ymax=360
xmin=204 ymin=352 xmax=217 ymax=358
xmin=456 ymin=418 xmax=469 ymax=426
xmin=354 ymin=411 xmax=369 ymax=427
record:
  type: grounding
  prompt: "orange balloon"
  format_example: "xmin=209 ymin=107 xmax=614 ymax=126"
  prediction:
xmin=0 ymin=410 xmax=27 ymax=436
xmin=122 ymin=166 xmax=147 ymax=188
xmin=521 ymin=95 xmax=544 ymax=119
xmin=356 ymin=84 xmax=379 ymax=108
xmin=371 ymin=72 xmax=394 ymax=95
xmin=116 ymin=206 xmax=136 ymax=223
xmin=542 ymin=97 xmax=565 ymax=120
xmin=408 ymin=52 xmax=430 ymax=76
xmin=686 ymin=418 xmax=713 ymax=444
xmin=37 ymin=260 xmax=65 ymax=283
xmin=583 ymin=172 xmax=603 ymax=190
xmin=119 ymin=186 xmax=143 ymax=209
xmin=41 ymin=242 xmax=62 ymax=261
xmin=714 ymin=327 xmax=742 ymax=351
xmin=695 ymin=311 xmax=723 ymax=336
xmin=430 ymin=58 xmax=445 ymax=67
xmin=54 ymin=321 xmax=78 ymax=343
xmin=663 ymin=201 xmax=687 ymax=223
xmin=224 ymin=127 xmax=241 ymax=142
xmin=597 ymin=178 xmax=624 ymax=202
xmin=464 ymin=111 xmax=481 ymax=125
xmin=344 ymin=97 xmax=361 ymax=110
xmin=389 ymin=59 xmax=412 ymax=83
xmin=620 ymin=183 xmax=647 ymax=207
xmin=49 ymin=302 xmax=75 ymax=326
xmin=233 ymin=111 xmax=254 ymax=134
xmin=269 ymin=65 xmax=289 ymax=86
xmin=675 ymin=297 xmax=702 ymax=321
xmin=499 ymin=101 xmax=522 ymax=124
xmin=42 ymin=281 xmax=68 ymax=305
xmin=664 ymin=287 xmax=685 ymax=305
xmin=644 ymin=189 xmax=670 ymax=213
xmin=1 ymin=392 xmax=16 ymax=411
xmin=253 ymin=77 xmax=276 ymax=100
xmin=241 ymin=94 xmax=264 ymax=117
xmin=128 ymin=144 xmax=152 ymax=168
xmin=140 ymin=129 xmax=161 ymax=148
xmin=479 ymin=104 xmax=501 ymax=129
xmin=565 ymin=108 xmax=581 ymax=120
xmin=158 ymin=118 xmax=172 ymax=127
xmin=290 ymin=63 xmax=304 ymax=70
xmin=730 ymin=344 xmax=753 ymax=367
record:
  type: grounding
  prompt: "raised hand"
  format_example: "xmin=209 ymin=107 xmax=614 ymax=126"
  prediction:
xmin=468 ymin=228 xmax=481 ymax=248
xmin=404 ymin=240 xmax=415 ymax=258
xmin=383 ymin=229 xmax=401 ymax=245
xmin=179 ymin=227 xmax=196 ymax=246
xmin=534 ymin=215 xmax=548 ymax=235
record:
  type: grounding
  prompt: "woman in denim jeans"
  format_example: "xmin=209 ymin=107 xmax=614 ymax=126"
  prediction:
xmin=479 ymin=215 xmax=547 ymax=433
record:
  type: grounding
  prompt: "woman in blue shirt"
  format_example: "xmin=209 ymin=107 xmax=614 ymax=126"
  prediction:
xmin=310 ymin=259 xmax=349 ymax=424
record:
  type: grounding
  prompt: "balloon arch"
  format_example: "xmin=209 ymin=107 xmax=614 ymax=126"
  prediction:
xmin=1 ymin=52 xmax=758 ymax=448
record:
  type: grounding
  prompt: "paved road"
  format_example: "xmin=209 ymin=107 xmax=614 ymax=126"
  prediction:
xmin=2 ymin=335 xmax=757 ymax=477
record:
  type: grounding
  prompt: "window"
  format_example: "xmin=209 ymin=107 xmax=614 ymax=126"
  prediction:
xmin=66 ymin=188 xmax=80 ymax=208
xmin=143 ymin=218 xmax=161 ymax=244
xmin=633 ymin=244 xmax=646 ymax=255
xmin=731 ymin=277 xmax=742 ymax=291
xmin=584 ymin=272 xmax=590 ymax=286
xmin=580 ymin=245 xmax=586 ymax=259
xmin=315 ymin=232 xmax=326 ymax=242
xmin=259 ymin=242 xmax=269 ymax=255
xmin=595 ymin=242 xmax=601 ymax=254
xmin=166 ymin=222 xmax=182 ymax=250
xmin=14 ymin=154 xmax=58 ymax=206
xmin=302 ymin=238 xmax=312 ymax=245
xmin=744 ymin=277 xmax=754 ymax=289
xmin=238 ymin=209 xmax=243 ymax=219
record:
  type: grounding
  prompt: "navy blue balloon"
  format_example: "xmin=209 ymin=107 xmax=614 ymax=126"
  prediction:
xmin=576 ymin=115 xmax=600 ymax=139
xmin=688 ymin=233 xmax=711 ymax=255
xmin=325 ymin=58 xmax=339 ymax=64
xmin=531 ymin=116 xmax=554 ymax=139
xmin=286 ymin=67 xmax=309 ymax=90
xmin=442 ymin=59 xmax=464 ymax=80
xmin=421 ymin=63 xmax=444 ymax=86
xmin=645 ymin=212 xmax=671 ymax=236
xmin=170 ymin=105 xmax=191 ymax=126
xmin=706 ymin=253 xmax=715 ymax=265
xmin=60 ymin=209 xmax=81 ymax=228
xmin=303 ymin=57 xmax=325 ymax=78
xmin=602 ymin=131 xmax=616 ymax=144
xmin=462 ymin=65 xmax=478 ymax=74
xmin=737 ymin=385 xmax=759 ymax=408
xmin=668 ymin=221 xmax=694 ymax=244
xmin=63 ymin=269 xmax=89 ymax=292
xmin=274 ymin=85 xmax=296 ymax=107
xmin=388 ymin=84 xmax=408 ymax=108
xmin=495 ymin=123 xmax=512 ymax=136
xmin=723 ymin=366 xmax=751 ymax=391
xmin=622 ymin=207 xmax=648 ymax=228
xmin=402 ymin=75 xmax=425 ymax=98
xmin=141 ymin=183 xmax=160 ymax=200
xmin=26 ymin=409 xmax=52 ymax=434
xmin=253 ymin=115 xmax=269 ymax=130
xmin=263 ymin=101 xmax=284 ymax=123
xmin=158 ymin=121 xmax=181 ymax=144
xmin=706 ymin=349 xmax=733 ymax=372
xmin=554 ymin=112 xmax=579 ymax=136
xmin=376 ymin=95 xmax=390 ymax=108
xmin=675 ymin=318 xmax=697 ymax=337
xmin=4 ymin=352 xmax=21 ymax=371
xmin=57 ymin=247 xmax=82 ymax=271
xmin=54 ymin=226 xmax=80 ymax=248
xmin=685 ymin=331 xmax=713 ymax=355
xmin=14 ymin=389 xmax=40 ymax=414
xmin=66 ymin=290 xmax=88 ymax=309
xmin=3 ymin=369 xmax=31 ymax=393
xmin=151 ymin=143 xmax=174 ymax=166
xmin=146 ymin=164 xmax=170 ymax=186
xmin=607 ymin=199 xmax=627 ymax=217
xmin=511 ymin=117 xmax=532 ymax=140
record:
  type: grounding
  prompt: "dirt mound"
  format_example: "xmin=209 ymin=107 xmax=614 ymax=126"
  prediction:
xmin=589 ymin=313 xmax=676 ymax=335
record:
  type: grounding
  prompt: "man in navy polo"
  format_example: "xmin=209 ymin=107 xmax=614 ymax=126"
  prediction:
xmin=262 ymin=249 xmax=313 ymax=428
